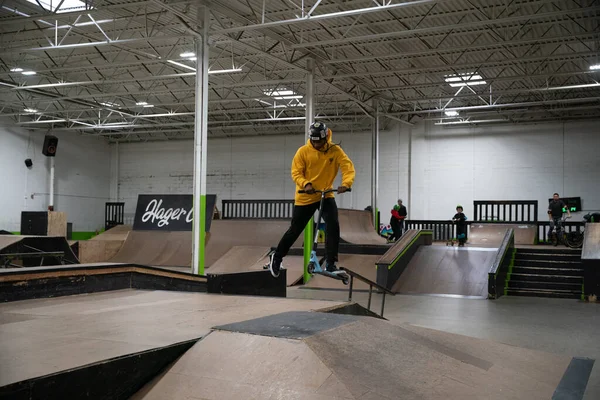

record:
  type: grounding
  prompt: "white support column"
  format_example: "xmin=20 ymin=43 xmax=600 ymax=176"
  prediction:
xmin=191 ymin=6 xmax=210 ymax=275
xmin=371 ymin=99 xmax=379 ymax=230
xmin=115 ymin=141 xmax=120 ymax=201
xmin=407 ymin=129 xmax=412 ymax=216
xmin=303 ymin=58 xmax=315 ymax=284
xmin=49 ymin=157 xmax=55 ymax=211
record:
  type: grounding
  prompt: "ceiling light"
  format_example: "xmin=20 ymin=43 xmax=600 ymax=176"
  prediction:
xmin=136 ymin=102 xmax=148 ymax=106
xmin=445 ymin=72 xmax=486 ymax=87
xmin=143 ymin=104 xmax=154 ymax=108
xmin=100 ymin=101 xmax=120 ymax=108
xmin=590 ymin=64 xmax=600 ymax=70
xmin=10 ymin=67 xmax=23 ymax=72
xmin=208 ymin=67 xmax=242 ymax=74
xmin=180 ymin=52 xmax=195 ymax=58
xmin=24 ymin=108 xmax=37 ymax=113
xmin=274 ymin=95 xmax=304 ymax=100
xmin=444 ymin=110 xmax=459 ymax=117
xmin=22 ymin=71 xmax=36 ymax=75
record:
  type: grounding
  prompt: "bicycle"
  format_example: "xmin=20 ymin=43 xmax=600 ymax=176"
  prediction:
xmin=549 ymin=215 xmax=570 ymax=247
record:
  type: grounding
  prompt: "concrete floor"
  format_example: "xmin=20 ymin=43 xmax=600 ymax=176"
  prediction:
xmin=288 ymin=286 xmax=600 ymax=400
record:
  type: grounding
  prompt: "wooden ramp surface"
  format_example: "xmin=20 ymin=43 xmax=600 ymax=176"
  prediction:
xmin=107 ymin=219 xmax=303 ymax=268
xmin=91 ymin=224 xmax=132 ymax=241
xmin=251 ymin=254 xmax=305 ymax=286
xmin=0 ymin=291 xmax=342 ymax=387
xmin=133 ymin=313 xmax=575 ymax=400
xmin=469 ymin=223 xmax=536 ymax=246
xmin=392 ymin=245 xmax=497 ymax=297
xmin=582 ymin=223 xmax=600 ymax=260
xmin=110 ymin=231 xmax=192 ymax=267
xmin=338 ymin=208 xmax=388 ymax=245
xmin=205 ymin=219 xmax=303 ymax=267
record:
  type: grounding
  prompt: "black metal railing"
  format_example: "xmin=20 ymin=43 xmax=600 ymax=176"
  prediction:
xmin=488 ymin=228 xmax=515 ymax=300
xmin=222 ymin=199 xmax=295 ymax=219
xmin=474 ymin=200 xmax=538 ymax=223
xmin=105 ymin=202 xmax=125 ymax=231
xmin=404 ymin=220 xmax=471 ymax=242
xmin=537 ymin=221 xmax=586 ymax=243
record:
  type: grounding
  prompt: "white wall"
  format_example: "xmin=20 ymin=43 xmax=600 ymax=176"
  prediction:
xmin=114 ymin=119 xmax=600 ymax=223
xmin=411 ymin=120 xmax=600 ymax=221
xmin=115 ymin=129 xmax=402 ymax=216
xmin=0 ymin=122 xmax=111 ymax=232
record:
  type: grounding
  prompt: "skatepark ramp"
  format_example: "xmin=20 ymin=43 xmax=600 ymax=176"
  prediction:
xmin=581 ymin=222 xmax=600 ymax=300
xmin=375 ymin=229 xmax=433 ymax=291
xmin=338 ymin=208 xmax=388 ymax=245
xmin=0 ymin=235 xmax=79 ymax=268
xmin=131 ymin=311 xmax=591 ymax=400
xmin=469 ymin=223 xmax=536 ymax=246
xmin=77 ymin=224 xmax=132 ymax=264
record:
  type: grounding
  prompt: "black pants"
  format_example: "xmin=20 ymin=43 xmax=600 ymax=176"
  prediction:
xmin=390 ymin=217 xmax=404 ymax=241
xmin=274 ymin=198 xmax=340 ymax=264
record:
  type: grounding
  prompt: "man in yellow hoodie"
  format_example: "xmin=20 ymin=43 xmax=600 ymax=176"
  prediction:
xmin=269 ymin=121 xmax=355 ymax=278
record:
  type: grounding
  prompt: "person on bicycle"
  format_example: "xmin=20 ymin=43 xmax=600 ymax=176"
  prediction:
xmin=548 ymin=193 xmax=571 ymax=240
xmin=268 ymin=121 xmax=355 ymax=278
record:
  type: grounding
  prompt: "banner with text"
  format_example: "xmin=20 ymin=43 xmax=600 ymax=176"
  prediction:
xmin=133 ymin=194 xmax=216 ymax=231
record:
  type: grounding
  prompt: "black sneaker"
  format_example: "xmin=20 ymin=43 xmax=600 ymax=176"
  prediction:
xmin=326 ymin=262 xmax=341 ymax=274
xmin=269 ymin=253 xmax=283 ymax=278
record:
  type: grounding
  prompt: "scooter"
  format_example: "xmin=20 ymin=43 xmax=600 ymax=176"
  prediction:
xmin=298 ymin=187 xmax=350 ymax=285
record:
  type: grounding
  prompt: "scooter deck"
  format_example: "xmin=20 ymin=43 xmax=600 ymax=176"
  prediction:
xmin=309 ymin=255 xmax=349 ymax=283
xmin=311 ymin=270 xmax=348 ymax=281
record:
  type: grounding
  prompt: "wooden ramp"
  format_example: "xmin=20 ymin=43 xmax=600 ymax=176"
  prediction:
xmin=469 ymin=223 xmax=536 ymax=246
xmin=338 ymin=208 xmax=388 ymax=245
xmin=132 ymin=311 xmax=585 ymax=400
xmin=208 ymin=247 xmax=305 ymax=287
xmin=110 ymin=231 xmax=192 ymax=267
xmin=204 ymin=219 xmax=303 ymax=267
xmin=392 ymin=245 xmax=496 ymax=297
xmin=251 ymin=253 xmax=305 ymax=286
xmin=107 ymin=219 xmax=303 ymax=268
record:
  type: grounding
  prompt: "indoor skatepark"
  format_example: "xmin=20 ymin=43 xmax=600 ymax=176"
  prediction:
xmin=2 ymin=0 xmax=600 ymax=399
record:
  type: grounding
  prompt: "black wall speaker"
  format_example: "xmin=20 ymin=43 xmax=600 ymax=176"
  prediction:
xmin=42 ymin=135 xmax=58 ymax=157
xmin=24 ymin=158 xmax=33 ymax=168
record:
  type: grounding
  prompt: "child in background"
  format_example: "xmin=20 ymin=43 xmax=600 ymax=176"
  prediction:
xmin=452 ymin=205 xmax=468 ymax=247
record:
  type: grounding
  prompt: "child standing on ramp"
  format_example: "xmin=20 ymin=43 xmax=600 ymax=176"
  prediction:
xmin=452 ymin=205 xmax=468 ymax=247
xmin=268 ymin=121 xmax=355 ymax=278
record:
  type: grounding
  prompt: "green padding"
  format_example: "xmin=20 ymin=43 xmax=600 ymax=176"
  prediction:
xmin=71 ymin=232 xmax=98 ymax=240
xmin=387 ymin=231 xmax=433 ymax=270
xmin=303 ymin=218 xmax=313 ymax=284
xmin=198 ymin=194 xmax=207 ymax=275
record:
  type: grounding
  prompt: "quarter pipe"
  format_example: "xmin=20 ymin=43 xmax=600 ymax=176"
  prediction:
xmin=392 ymin=245 xmax=497 ymax=297
xmin=338 ymin=208 xmax=388 ymax=245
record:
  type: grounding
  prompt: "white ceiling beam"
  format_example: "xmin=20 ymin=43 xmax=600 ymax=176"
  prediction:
xmin=211 ymin=0 xmax=438 ymax=34
xmin=322 ymin=32 xmax=598 ymax=65
xmin=290 ymin=6 xmax=600 ymax=48
xmin=387 ymin=97 xmax=600 ymax=116
xmin=322 ymin=51 xmax=599 ymax=80
xmin=0 ymin=0 xmax=193 ymax=27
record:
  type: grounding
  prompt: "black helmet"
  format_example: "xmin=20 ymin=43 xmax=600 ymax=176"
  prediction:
xmin=309 ymin=121 xmax=327 ymax=140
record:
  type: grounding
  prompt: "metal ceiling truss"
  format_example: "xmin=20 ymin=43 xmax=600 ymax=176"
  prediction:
xmin=0 ymin=0 xmax=598 ymax=141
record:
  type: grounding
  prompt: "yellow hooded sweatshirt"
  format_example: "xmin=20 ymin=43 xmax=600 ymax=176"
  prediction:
xmin=291 ymin=128 xmax=356 ymax=206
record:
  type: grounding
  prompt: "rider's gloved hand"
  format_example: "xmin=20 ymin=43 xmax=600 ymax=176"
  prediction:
xmin=304 ymin=183 xmax=315 ymax=194
xmin=337 ymin=186 xmax=348 ymax=193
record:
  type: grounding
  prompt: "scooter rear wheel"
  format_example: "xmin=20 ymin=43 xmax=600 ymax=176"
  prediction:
xmin=308 ymin=262 xmax=315 ymax=274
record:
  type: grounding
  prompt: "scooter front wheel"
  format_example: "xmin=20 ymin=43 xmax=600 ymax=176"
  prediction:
xmin=308 ymin=262 xmax=316 ymax=274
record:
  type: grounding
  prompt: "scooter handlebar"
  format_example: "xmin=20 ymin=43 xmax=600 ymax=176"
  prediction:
xmin=298 ymin=188 xmax=352 ymax=194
